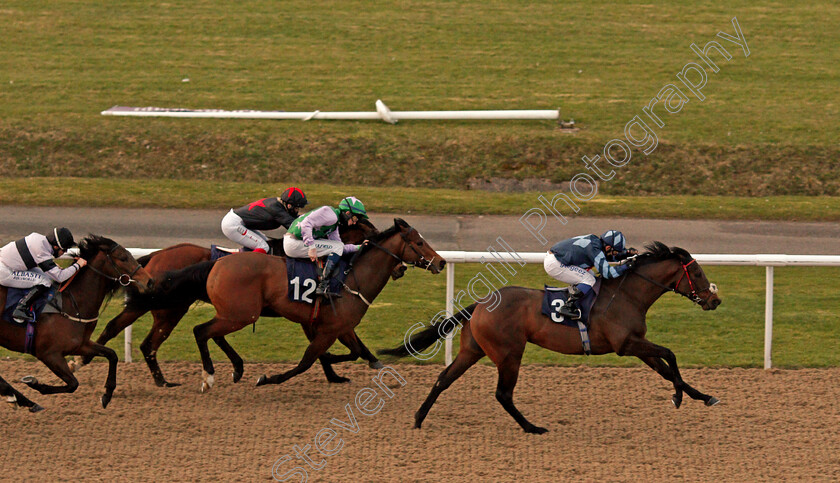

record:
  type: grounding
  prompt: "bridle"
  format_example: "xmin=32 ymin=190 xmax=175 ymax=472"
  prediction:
xmin=84 ymin=243 xmax=144 ymax=287
xmin=630 ymin=258 xmax=718 ymax=306
xmin=367 ymin=227 xmax=438 ymax=272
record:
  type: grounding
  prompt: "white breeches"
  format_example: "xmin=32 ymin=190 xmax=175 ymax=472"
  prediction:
xmin=283 ymin=234 xmax=344 ymax=258
xmin=0 ymin=264 xmax=50 ymax=289
xmin=543 ymin=252 xmax=596 ymax=287
xmin=221 ymin=210 xmax=270 ymax=252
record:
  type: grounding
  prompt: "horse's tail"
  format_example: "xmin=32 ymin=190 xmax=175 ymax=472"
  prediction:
xmin=378 ymin=303 xmax=478 ymax=358
xmin=126 ymin=260 xmax=216 ymax=311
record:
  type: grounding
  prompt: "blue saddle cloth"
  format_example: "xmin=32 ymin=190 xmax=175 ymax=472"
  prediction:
xmin=210 ymin=245 xmax=237 ymax=261
xmin=2 ymin=287 xmax=56 ymax=325
xmin=285 ymin=258 xmax=349 ymax=304
xmin=541 ymin=279 xmax=601 ymax=327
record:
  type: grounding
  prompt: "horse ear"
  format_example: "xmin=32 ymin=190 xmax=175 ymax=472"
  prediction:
xmin=394 ymin=218 xmax=408 ymax=228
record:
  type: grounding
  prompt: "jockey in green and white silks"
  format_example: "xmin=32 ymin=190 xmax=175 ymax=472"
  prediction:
xmin=543 ymin=230 xmax=637 ymax=320
xmin=283 ymin=196 xmax=369 ymax=297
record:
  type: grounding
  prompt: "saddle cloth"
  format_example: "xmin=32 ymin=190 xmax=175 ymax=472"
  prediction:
xmin=285 ymin=258 xmax=349 ymax=304
xmin=2 ymin=287 xmax=61 ymax=325
xmin=541 ymin=279 xmax=602 ymax=327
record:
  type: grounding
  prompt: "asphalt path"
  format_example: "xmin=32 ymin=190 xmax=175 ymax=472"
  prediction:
xmin=1 ymin=206 xmax=837 ymax=254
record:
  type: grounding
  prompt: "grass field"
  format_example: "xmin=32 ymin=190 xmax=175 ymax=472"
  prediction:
xmin=2 ymin=177 xmax=839 ymax=221
xmin=1 ymin=1 xmax=838 ymax=195
xmin=3 ymin=265 xmax=838 ymax=369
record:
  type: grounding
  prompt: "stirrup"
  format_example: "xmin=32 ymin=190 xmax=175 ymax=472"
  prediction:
xmin=315 ymin=281 xmax=341 ymax=298
xmin=12 ymin=307 xmax=34 ymax=324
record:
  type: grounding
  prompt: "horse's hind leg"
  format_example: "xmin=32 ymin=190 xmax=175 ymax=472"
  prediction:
xmin=0 ymin=374 xmax=43 ymax=413
xmin=415 ymin=347 xmax=484 ymax=429
xmin=494 ymin=356 xmax=547 ymax=434
xmin=140 ymin=307 xmax=189 ymax=387
xmin=256 ymin=331 xmax=338 ymax=386
xmin=211 ymin=336 xmax=244 ymax=383
xmin=76 ymin=341 xmax=120 ymax=409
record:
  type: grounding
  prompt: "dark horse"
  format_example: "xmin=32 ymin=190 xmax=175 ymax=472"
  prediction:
xmin=138 ymin=218 xmax=445 ymax=392
xmin=381 ymin=242 xmax=721 ymax=434
xmin=75 ymin=221 xmax=397 ymax=387
xmin=0 ymin=236 xmax=154 ymax=412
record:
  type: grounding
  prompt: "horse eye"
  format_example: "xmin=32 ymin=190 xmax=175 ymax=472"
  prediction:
xmin=417 ymin=241 xmax=424 ymax=247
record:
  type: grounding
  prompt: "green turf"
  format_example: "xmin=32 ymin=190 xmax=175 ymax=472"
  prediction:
xmin=1 ymin=1 xmax=838 ymax=195
xmin=1 ymin=177 xmax=839 ymax=221
xmin=3 ymin=265 xmax=837 ymax=369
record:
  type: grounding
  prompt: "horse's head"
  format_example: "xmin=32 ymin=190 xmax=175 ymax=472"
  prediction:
xmin=78 ymin=236 xmax=155 ymax=293
xmin=392 ymin=218 xmax=446 ymax=274
xmin=635 ymin=242 xmax=721 ymax=310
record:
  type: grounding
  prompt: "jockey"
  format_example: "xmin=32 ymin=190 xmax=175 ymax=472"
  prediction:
xmin=284 ymin=196 xmax=369 ymax=297
xmin=544 ymin=230 xmax=637 ymax=320
xmin=221 ymin=187 xmax=308 ymax=254
xmin=0 ymin=228 xmax=88 ymax=323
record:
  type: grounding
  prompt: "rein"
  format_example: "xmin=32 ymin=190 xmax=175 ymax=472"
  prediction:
xmin=629 ymin=258 xmax=717 ymax=305
xmin=54 ymin=243 xmax=144 ymax=323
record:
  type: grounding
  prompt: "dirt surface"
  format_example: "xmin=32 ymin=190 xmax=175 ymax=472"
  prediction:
xmin=2 ymin=360 xmax=839 ymax=482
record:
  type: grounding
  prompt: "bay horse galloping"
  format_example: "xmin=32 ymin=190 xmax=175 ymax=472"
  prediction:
xmin=142 ymin=218 xmax=445 ymax=392
xmin=0 ymin=236 xmax=153 ymax=411
xmin=381 ymin=242 xmax=721 ymax=434
xmin=78 ymin=221 xmax=392 ymax=387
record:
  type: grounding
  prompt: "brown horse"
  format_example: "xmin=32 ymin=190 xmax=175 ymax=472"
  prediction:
xmin=381 ymin=242 xmax=721 ymax=434
xmin=142 ymin=218 xmax=445 ymax=392
xmin=0 ymin=236 xmax=154 ymax=411
xmin=77 ymin=221 xmax=395 ymax=387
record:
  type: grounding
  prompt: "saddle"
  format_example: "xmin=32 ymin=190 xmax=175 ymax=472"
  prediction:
xmin=1 ymin=287 xmax=61 ymax=325
xmin=540 ymin=279 xmax=602 ymax=327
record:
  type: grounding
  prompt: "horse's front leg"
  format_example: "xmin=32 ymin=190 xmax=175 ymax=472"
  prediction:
xmin=620 ymin=336 xmax=719 ymax=407
xmin=23 ymin=351 xmax=81 ymax=396
xmin=1 ymin=374 xmax=43 ymax=413
xmin=256 ymin=332 xmax=338 ymax=386
xmin=76 ymin=340 xmax=120 ymax=408
xmin=300 ymin=320 xmax=351 ymax=383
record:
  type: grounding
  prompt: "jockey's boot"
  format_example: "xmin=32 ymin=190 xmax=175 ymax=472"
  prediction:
xmin=12 ymin=285 xmax=49 ymax=324
xmin=315 ymin=253 xmax=342 ymax=298
xmin=558 ymin=286 xmax=583 ymax=320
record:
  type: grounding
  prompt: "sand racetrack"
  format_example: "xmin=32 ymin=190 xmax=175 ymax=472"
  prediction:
xmin=2 ymin=360 xmax=838 ymax=481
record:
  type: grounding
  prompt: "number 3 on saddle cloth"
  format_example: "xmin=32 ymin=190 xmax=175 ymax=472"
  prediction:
xmin=540 ymin=279 xmax=602 ymax=355
xmin=285 ymin=258 xmax=350 ymax=305
xmin=1 ymin=287 xmax=60 ymax=355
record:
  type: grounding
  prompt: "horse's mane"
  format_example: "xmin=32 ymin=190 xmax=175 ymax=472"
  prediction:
xmin=357 ymin=218 xmax=408 ymax=254
xmin=75 ymin=235 xmax=124 ymax=301
xmin=78 ymin=235 xmax=118 ymax=260
xmin=634 ymin=241 xmax=693 ymax=266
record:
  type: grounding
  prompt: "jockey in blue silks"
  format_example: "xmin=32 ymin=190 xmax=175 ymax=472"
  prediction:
xmin=543 ymin=230 xmax=637 ymax=320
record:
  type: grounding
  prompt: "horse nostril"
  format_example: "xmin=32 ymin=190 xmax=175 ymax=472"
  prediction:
xmin=440 ymin=260 xmax=446 ymax=269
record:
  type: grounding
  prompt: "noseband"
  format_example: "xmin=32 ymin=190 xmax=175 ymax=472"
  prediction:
xmin=631 ymin=258 xmax=718 ymax=306
xmin=85 ymin=244 xmax=144 ymax=287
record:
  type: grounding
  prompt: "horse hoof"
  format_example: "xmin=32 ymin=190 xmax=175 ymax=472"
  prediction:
xmin=369 ymin=360 xmax=384 ymax=370
xmin=67 ymin=360 xmax=78 ymax=372
xmin=101 ymin=394 xmax=112 ymax=409
xmin=526 ymin=426 xmax=549 ymax=435
xmin=5 ymin=395 xmax=18 ymax=408
xmin=232 ymin=371 xmax=243 ymax=383
xmin=671 ymin=394 xmax=683 ymax=409
xmin=21 ymin=375 xmax=37 ymax=386
xmin=29 ymin=404 xmax=45 ymax=413
xmin=706 ymin=396 xmax=721 ymax=407
xmin=256 ymin=375 xmax=268 ymax=386
xmin=164 ymin=381 xmax=182 ymax=388
xmin=328 ymin=376 xmax=351 ymax=384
